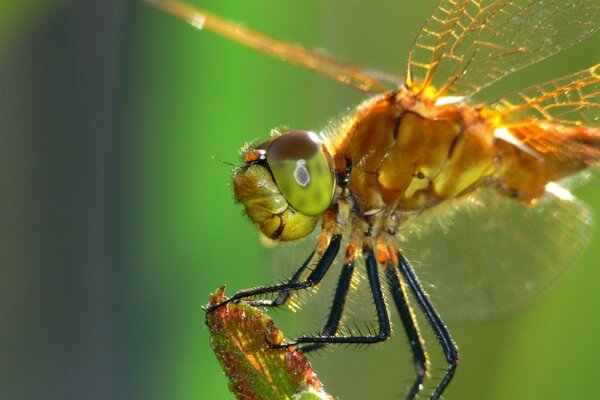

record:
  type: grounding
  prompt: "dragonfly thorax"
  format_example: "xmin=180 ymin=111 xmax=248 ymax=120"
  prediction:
xmin=332 ymin=91 xmax=497 ymax=216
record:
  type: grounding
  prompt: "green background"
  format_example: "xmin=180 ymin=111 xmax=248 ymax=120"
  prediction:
xmin=1 ymin=1 xmax=599 ymax=399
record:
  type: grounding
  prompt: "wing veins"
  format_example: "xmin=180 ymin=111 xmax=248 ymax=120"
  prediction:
xmin=408 ymin=0 xmax=600 ymax=99
xmin=148 ymin=0 xmax=391 ymax=93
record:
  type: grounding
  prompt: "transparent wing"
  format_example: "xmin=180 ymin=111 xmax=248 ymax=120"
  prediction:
xmin=148 ymin=0 xmax=392 ymax=93
xmin=488 ymin=63 xmax=600 ymax=128
xmin=407 ymin=0 xmax=600 ymax=99
xmin=485 ymin=64 xmax=600 ymax=167
xmin=397 ymin=185 xmax=594 ymax=322
xmin=495 ymin=122 xmax=600 ymax=170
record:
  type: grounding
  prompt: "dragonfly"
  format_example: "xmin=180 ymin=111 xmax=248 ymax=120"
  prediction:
xmin=149 ymin=1 xmax=599 ymax=399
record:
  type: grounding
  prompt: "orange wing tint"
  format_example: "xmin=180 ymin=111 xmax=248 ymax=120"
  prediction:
xmin=487 ymin=63 xmax=600 ymax=167
xmin=489 ymin=63 xmax=600 ymax=128
xmin=407 ymin=0 xmax=600 ymax=99
xmin=147 ymin=0 xmax=389 ymax=93
xmin=497 ymin=122 xmax=599 ymax=181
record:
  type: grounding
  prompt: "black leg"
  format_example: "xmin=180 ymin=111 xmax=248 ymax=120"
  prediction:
xmin=206 ymin=234 xmax=342 ymax=312
xmin=299 ymin=259 xmax=355 ymax=353
xmin=385 ymin=266 xmax=428 ymax=400
xmin=271 ymin=245 xmax=390 ymax=348
xmin=396 ymin=252 xmax=459 ymax=400
xmin=246 ymin=248 xmax=315 ymax=308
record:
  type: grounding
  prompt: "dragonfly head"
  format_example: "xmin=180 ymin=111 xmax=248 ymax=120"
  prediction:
xmin=233 ymin=130 xmax=335 ymax=241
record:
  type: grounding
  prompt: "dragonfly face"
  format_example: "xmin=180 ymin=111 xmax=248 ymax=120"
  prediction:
xmin=233 ymin=130 xmax=335 ymax=241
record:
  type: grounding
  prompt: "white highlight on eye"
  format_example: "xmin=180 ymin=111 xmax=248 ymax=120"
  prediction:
xmin=494 ymin=127 xmax=541 ymax=158
xmin=294 ymin=159 xmax=310 ymax=187
xmin=306 ymin=131 xmax=321 ymax=144
xmin=434 ymin=96 xmax=465 ymax=106
xmin=546 ymin=182 xmax=574 ymax=202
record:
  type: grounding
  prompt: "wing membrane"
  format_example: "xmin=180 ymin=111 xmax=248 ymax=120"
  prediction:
xmin=407 ymin=0 xmax=600 ymax=99
xmin=148 ymin=0 xmax=390 ymax=93
xmin=489 ymin=63 xmax=600 ymax=127
xmin=485 ymin=64 xmax=600 ymax=167
xmin=398 ymin=186 xmax=594 ymax=322
xmin=501 ymin=123 xmax=600 ymax=170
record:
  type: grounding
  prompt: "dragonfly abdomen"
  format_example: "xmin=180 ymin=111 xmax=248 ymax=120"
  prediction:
xmin=491 ymin=122 xmax=600 ymax=203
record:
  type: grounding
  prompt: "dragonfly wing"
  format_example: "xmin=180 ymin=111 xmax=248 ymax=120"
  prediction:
xmin=397 ymin=185 xmax=594 ymax=322
xmin=407 ymin=0 xmax=600 ymax=99
xmin=148 ymin=0 xmax=394 ymax=94
xmin=488 ymin=63 xmax=600 ymax=128
xmin=485 ymin=64 xmax=600 ymax=172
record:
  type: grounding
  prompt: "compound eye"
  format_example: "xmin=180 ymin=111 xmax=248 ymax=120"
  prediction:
xmin=266 ymin=131 xmax=335 ymax=216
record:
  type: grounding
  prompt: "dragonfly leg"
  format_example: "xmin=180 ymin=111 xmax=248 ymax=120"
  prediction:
xmin=384 ymin=265 xmax=429 ymax=400
xmin=270 ymin=245 xmax=391 ymax=348
xmin=396 ymin=252 xmax=459 ymax=400
xmin=205 ymin=234 xmax=342 ymax=313
xmin=297 ymin=259 xmax=356 ymax=353
xmin=244 ymin=248 xmax=315 ymax=308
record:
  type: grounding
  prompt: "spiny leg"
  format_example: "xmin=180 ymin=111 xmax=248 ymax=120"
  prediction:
xmin=246 ymin=248 xmax=315 ymax=308
xmin=396 ymin=252 xmax=458 ymax=400
xmin=270 ymin=245 xmax=390 ymax=348
xmin=205 ymin=234 xmax=342 ymax=313
xmin=384 ymin=265 xmax=429 ymax=400
xmin=298 ymin=259 xmax=356 ymax=353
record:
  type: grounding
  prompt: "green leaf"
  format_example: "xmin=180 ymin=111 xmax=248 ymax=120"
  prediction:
xmin=206 ymin=287 xmax=333 ymax=400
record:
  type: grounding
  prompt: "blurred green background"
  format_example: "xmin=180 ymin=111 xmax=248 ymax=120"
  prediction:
xmin=1 ymin=1 xmax=598 ymax=399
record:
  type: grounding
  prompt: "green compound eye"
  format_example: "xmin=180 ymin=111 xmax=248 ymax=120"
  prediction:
xmin=266 ymin=131 xmax=335 ymax=217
